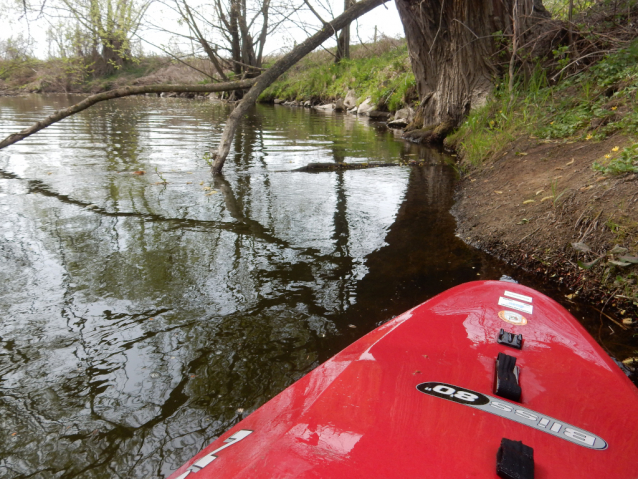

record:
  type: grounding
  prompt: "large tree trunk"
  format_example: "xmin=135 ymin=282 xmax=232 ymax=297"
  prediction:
xmin=395 ymin=0 xmax=552 ymax=143
xmin=230 ymin=0 xmax=243 ymax=75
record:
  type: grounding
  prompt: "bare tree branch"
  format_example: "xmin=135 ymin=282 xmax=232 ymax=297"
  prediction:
xmin=135 ymin=33 xmax=220 ymax=81
xmin=303 ymin=0 xmax=328 ymax=25
xmin=0 ymin=80 xmax=256 ymax=151
xmin=211 ymin=0 xmax=390 ymax=173
xmin=181 ymin=0 xmax=228 ymax=79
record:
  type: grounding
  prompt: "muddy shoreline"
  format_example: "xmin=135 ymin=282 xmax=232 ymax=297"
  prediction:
xmin=451 ymin=134 xmax=638 ymax=371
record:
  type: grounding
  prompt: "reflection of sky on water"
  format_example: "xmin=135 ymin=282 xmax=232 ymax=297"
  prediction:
xmin=0 ymin=95 xmax=416 ymax=478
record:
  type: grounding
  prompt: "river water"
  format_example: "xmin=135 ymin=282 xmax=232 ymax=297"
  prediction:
xmin=0 ymin=95 xmax=631 ymax=478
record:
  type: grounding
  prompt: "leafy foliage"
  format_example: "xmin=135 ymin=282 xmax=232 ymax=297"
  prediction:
xmin=260 ymin=39 xmax=416 ymax=112
xmin=593 ymin=143 xmax=638 ymax=175
xmin=543 ymin=0 xmax=598 ymax=20
xmin=449 ymin=40 xmax=638 ymax=170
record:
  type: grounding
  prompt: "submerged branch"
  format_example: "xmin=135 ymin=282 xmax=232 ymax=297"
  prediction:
xmin=0 ymin=79 xmax=257 ymax=151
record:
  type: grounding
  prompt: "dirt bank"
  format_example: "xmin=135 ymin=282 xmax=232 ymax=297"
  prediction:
xmin=0 ymin=60 xmax=209 ymax=96
xmin=452 ymin=134 xmax=638 ymax=363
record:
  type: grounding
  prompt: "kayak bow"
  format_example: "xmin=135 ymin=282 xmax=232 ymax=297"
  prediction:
xmin=168 ymin=280 xmax=638 ymax=479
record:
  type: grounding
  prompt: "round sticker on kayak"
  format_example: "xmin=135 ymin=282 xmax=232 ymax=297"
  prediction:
xmin=499 ymin=310 xmax=527 ymax=325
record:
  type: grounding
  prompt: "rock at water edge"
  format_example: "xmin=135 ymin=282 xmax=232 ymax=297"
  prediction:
xmin=393 ymin=107 xmax=415 ymax=123
xmin=357 ymin=98 xmax=375 ymax=116
xmin=344 ymin=90 xmax=357 ymax=109
xmin=314 ymin=103 xmax=335 ymax=111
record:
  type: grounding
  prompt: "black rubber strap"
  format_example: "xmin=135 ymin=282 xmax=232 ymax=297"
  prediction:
xmin=495 ymin=352 xmax=521 ymax=402
xmin=497 ymin=328 xmax=523 ymax=349
xmin=497 ymin=438 xmax=534 ymax=479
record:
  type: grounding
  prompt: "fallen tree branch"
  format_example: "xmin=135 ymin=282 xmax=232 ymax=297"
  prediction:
xmin=0 ymin=80 xmax=257 ymax=151
xmin=210 ymin=0 xmax=389 ymax=174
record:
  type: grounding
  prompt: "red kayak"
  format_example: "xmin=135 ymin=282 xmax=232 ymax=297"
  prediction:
xmin=167 ymin=281 xmax=638 ymax=479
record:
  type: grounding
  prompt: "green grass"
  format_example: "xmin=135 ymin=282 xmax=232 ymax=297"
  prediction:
xmin=543 ymin=0 xmax=598 ymax=20
xmin=260 ymin=39 xmax=417 ymax=112
xmin=448 ymin=40 xmax=638 ymax=171
xmin=593 ymin=143 xmax=638 ymax=175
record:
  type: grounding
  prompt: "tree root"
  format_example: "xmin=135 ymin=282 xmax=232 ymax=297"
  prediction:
xmin=402 ymin=121 xmax=454 ymax=144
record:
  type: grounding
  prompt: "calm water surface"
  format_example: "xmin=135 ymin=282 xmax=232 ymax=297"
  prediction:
xmin=0 ymin=95 xmax=631 ymax=478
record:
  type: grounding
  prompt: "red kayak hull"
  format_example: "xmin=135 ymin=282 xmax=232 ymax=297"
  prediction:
xmin=168 ymin=281 xmax=638 ymax=478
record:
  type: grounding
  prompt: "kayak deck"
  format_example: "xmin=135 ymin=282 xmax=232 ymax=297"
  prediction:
xmin=168 ymin=281 xmax=638 ymax=478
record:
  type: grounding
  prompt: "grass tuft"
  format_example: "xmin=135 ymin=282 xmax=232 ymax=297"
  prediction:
xmin=449 ymin=40 xmax=638 ymax=173
xmin=260 ymin=37 xmax=417 ymax=112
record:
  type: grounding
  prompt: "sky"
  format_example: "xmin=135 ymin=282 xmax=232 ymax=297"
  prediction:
xmin=2 ymin=0 xmax=406 ymax=59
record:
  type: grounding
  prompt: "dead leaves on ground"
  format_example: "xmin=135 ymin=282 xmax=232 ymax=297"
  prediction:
xmin=571 ymin=242 xmax=638 ymax=269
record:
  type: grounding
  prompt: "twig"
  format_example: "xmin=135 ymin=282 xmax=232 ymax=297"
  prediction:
xmin=591 ymin=306 xmax=628 ymax=331
xmin=451 ymin=18 xmax=479 ymax=39
xmin=615 ymin=294 xmax=637 ymax=300
xmin=518 ymin=226 xmax=541 ymax=244
xmin=550 ymin=50 xmax=613 ymax=82
xmin=574 ymin=206 xmax=592 ymax=229
xmin=579 ymin=209 xmax=602 ymax=243
xmin=354 ymin=20 xmax=372 ymax=53
xmin=508 ymin=0 xmax=519 ymax=107
xmin=134 ymin=34 xmax=219 ymax=82
xmin=429 ymin=0 xmax=445 ymax=56
xmin=303 ymin=0 xmax=329 ymax=27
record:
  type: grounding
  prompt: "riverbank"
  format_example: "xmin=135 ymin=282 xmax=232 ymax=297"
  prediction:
xmin=0 ymin=37 xmax=416 ymax=109
xmin=452 ymin=135 xmax=637 ymax=351
xmin=448 ymin=43 xmax=638 ymax=353
xmin=0 ymin=56 xmax=211 ymax=95
xmin=259 ymin=37 xmax=416 ymax=113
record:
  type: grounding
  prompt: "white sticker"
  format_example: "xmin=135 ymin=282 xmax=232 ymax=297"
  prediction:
xmin=176 ymin=429 xmax=253 ymax=478
xmin=504 ymin=291 xmax=533 ymax=303
xmin=498 ymin=297 xmax=533 ymax=314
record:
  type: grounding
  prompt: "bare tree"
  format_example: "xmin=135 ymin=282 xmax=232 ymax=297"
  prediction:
xmin=152 ymin=0 xmax=298 ymax=80
xmin=0 ymin=0 xmax=389 ymax=157
xmin=335 ymin=0 xmax=354 ymax=62
xmin=48 ymin=0 xmax=152 ymax=75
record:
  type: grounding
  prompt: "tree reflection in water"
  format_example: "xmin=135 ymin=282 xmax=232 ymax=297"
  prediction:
xmin=0 ymin=96 xmax=511 ymax=478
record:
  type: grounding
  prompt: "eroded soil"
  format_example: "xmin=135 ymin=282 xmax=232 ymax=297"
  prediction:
xmin=452 ymin=134 xmax=638 ymax=363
